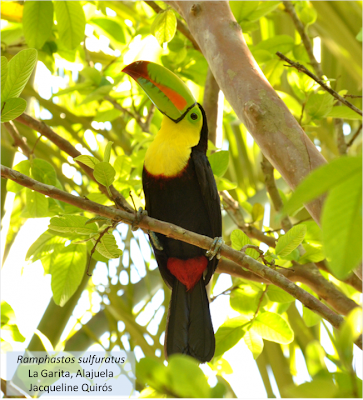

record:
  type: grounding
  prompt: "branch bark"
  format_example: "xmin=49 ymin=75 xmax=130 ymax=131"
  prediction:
xmin=3 ymin=121 xmax=32 ymax=158
xmin=2 ymin=165 xmax=361 ymax=349
xmin=169 ymin=1 xmax=326 ymax=224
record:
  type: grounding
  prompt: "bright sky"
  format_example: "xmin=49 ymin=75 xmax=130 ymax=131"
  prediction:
xmin=1 ymin=22 xmax=362 ymax=399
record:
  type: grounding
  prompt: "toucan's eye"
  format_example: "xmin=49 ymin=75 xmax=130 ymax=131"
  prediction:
xmin=191 ymin=113 xmax=198 ymax=120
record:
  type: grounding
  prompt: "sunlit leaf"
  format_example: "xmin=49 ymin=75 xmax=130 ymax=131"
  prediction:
xmin=214 ymin=316 xmax=250 ymax=358
xmin=305 ymin=91 xmax=334 ymax=119
xmin=303 ymin=307 xmax=320 ymax=327
xmin=322 ymin=172 xmax=362 ymax=279
xmin=1 ymin=97 xmax=27 ymax=123
xmin=266 ymin=285 xmax=295 ymax=303
xmin=283 ymin=156 xmax=362 ymax=216
xmin=244 ymin=329 xmax=264 ymax=360
xmin=2 ymin=49 xmax=37 ymax=101
xmin=93 ymin=233 xmax=122 ymax=259
xmin=230 ymin=229 xmax=260 ymax=259
xmin=49 ymin=215 xmax=98 ymax=236
xmin=151 ymin=9 xmax=177 ymax=46
xmin=23 ymin=1 xmax=53 ymax=49
xmin=54 ymin=1 xmax=86 ymax=50
xmin=251 ymin=311 xmax=294 ymax=344
xmin=275 ymin=225 xmax=306 ymax=257
xmin=208 ymin=151 xmax=229 ymax=178
xmin=93 ymin=162 xmax=116 ymax=189
xmin=51 ymin=243 xmax=87 ymax=306
xmin=326 ymin=106 xmax=362 ymax=120
xmin=74 ymin=155 xmax=100 ymax=170
xmin=25 ymin=189 xmax=49 ymax=218
xmin=1 ymin=56 xmax=8 ymax=95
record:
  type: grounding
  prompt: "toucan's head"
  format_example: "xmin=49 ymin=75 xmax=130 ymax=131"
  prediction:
xmin=122 ymin=61 xmax=203 ymax=128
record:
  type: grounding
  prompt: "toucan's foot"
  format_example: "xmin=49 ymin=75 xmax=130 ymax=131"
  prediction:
xmin=206 ymin=237 xmax=223 ymax=261
xmin=149 ymin=231 xmax=164 ymax=251
xmin=132 ymin=207 xmax=147 ymax=231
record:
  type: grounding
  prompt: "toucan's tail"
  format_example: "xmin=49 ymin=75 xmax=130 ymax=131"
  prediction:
xmin=165 ymin=279 xmax=215 ymax=363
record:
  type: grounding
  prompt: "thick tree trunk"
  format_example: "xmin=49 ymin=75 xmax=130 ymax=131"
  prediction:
xmin=170 ymin=1 xmax=326 ymax=223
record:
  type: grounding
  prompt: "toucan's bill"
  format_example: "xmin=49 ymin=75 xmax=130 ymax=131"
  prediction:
xmin=122 ymin=60 xmax=196 ymax=122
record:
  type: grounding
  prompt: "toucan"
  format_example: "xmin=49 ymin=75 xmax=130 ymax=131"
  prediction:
xmin=122 ymin=61 xmax=222 ymax=363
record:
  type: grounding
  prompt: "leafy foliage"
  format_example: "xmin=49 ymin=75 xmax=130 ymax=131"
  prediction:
xmin=1 ymin=1 xmax=362 ymax=398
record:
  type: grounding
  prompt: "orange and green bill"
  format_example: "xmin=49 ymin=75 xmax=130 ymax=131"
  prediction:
xmin=122 ymin=61 xmax=196 ymax=122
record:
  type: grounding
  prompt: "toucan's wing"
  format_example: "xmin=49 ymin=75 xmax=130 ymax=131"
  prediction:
xmin=191 ymin=148 xmax=222 ymax=283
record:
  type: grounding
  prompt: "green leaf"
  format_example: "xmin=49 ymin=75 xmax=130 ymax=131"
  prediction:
xmin=1 ymin=301 xmax=16 ymax=326
xmin=275 ymin=225 xmax=307 ymax=257
xmin=295 ymin=2 xmax=317 ymax=26
xmin=151 ymin=9 xmax=177 ymax=46
xmin=168 ymin=355 xmax=210 ymax=398
xmin=254 ymin=35 xmax=294 ymax=56
xmin=137 ymin=358 xmax=169 ymax=394
xmin=49 ymin=215 xmax=98 ymax=236
xmin=74 ymin=155 xmax=100 ymax=169
xmin=322 ymin=173 xmax=362 ymax=279
xmin=114 ymin=155 xmax=132 ymax=179
xmin=251 ymin=311 xmax=294 ymax=344
xmin=22 ymin=1 xmax=53 ymax=49
xmin=266 ymin=285 xmax=295 ymax=303
xmin=1 ymin=324 xmax=25 ymax=343
xmin=208 ymin=151 xmax=229 ymax=178
xmin=1 ymin=97 xmax=27 ymax=123
xmin=91 ymin=17 xmax=125 ymax=44
xmin=251 ymin=203 xmax=264 ymax=222
xmin=303 ymin=307 xmax=321 ymax=327
xmin=305 ymin=91 xmax=334 ymax=119
xmin=243 ymin=329 xmax=264 ymax=360
xmin=214 ymin=316 xmax=249 ymax=358
xmin=230 ymin=229 xmax=260 ymax=259
xmin=51 ymin=243 xmax=87 ymax=306
xmin=247 ymin=1 xmax=280 ymax=21
xmin=326 ymin=106 xmax=362 ymax=120
xmin=93 ymin=233 xmax=122 ymax=259
xmin=299 ymin=244 xmax=325 ymax=264
xmin=230 ymin=286 xmax=267 ymax=316
xmin=103 ymin=141 xmax=113 ymax=163
xmin=25 ymin=189 xmax=49 ymax=218
xmin=85 ymin=216 xmax=112 ymax=226
xmin=305 ymin=341 xmax=326 ymax=377
xmin=230 ymin=2 xmax=259 ymax=22
xmin=7 ymin=160 xmax=31 ymax=193
xmin=2 ymin=48 xmax=37 ymax=101
xmin=283 ymin=156 xmax=362 ymax=216
xmin=54 ymin=1 xmax=86 ymax=50
xmin=31 ymin=159 xmax=57 ymax=186
xmin=93 ymin=162 xmax=116 ymax=189
xmin=1 ymin=56 xmax=8 ymax=95
xmin=80 ymin=67 xmax=102 ymax=85
xmin=26 ymin=233 xmax=67 ymax=274
xmin=216 ymin=177 xmax=237 ymax=191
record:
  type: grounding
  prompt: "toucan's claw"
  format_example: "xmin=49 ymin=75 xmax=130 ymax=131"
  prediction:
xmin=206 ymin=237 xmax=223 ymax=261
xmin=149 ymin=231 xmax=164 ymax=251
xmin=132 ymin=207 xmax=148 ymax=231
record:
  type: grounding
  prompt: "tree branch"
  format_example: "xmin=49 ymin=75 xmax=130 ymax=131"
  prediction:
xmin=15 ymin=113 xmax=133 ymax=213
xmin=3 ymin=121 xmax=32 ymax=158
xmin=276 ymin=52 xmax=362 ymax=117
xmin=171 ymin=1 xmax=326 ymax=224
xmin=203 ymin=67 xmax=220 ymax=145
xmin=2 ymin=165 xmax=361 ymax=349
xmin=261 ymin=155 xmax=293 ymax=232
xmin=347 ymin=122 xmax=362 ymax=148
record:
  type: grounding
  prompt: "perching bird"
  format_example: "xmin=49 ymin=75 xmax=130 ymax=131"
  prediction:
xmin=123 ymin=61 xmax=222 ymax=363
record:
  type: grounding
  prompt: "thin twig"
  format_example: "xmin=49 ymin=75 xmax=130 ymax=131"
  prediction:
xmin=253 ymin=285 xmax=269 ymax=319
xmin=261 ymin=155 xmax=292 ymax=232
xmin=276 ymin=52 xmax=363 ymax=117
xmin=347 ymin=122 xmax=362 ymax=148
xmin=344 ymin=94 xmax=362 ymax=99
xmin=3 ymin=121 xmax=32 ymax=158
xmin=283 ymin=1 xmax=323 ymax=78
xmin=3 ymin=164 xmax=361 ymax=350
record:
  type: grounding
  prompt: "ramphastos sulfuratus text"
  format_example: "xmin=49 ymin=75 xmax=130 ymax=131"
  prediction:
xmin=123 ymin=61 xmax=222 ymax=363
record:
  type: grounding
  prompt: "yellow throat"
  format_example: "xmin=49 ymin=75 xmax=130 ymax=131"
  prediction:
xmin=144 ymin=113 xmax=202 ymax=177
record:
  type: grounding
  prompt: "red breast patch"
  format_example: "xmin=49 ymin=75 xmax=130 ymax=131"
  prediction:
xmin=167 ymin=256 xmax=208 ymax=291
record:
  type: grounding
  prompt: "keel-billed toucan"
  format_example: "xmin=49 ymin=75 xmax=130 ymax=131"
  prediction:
xmin=123 ymin=61 xmax=222 ymax=363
